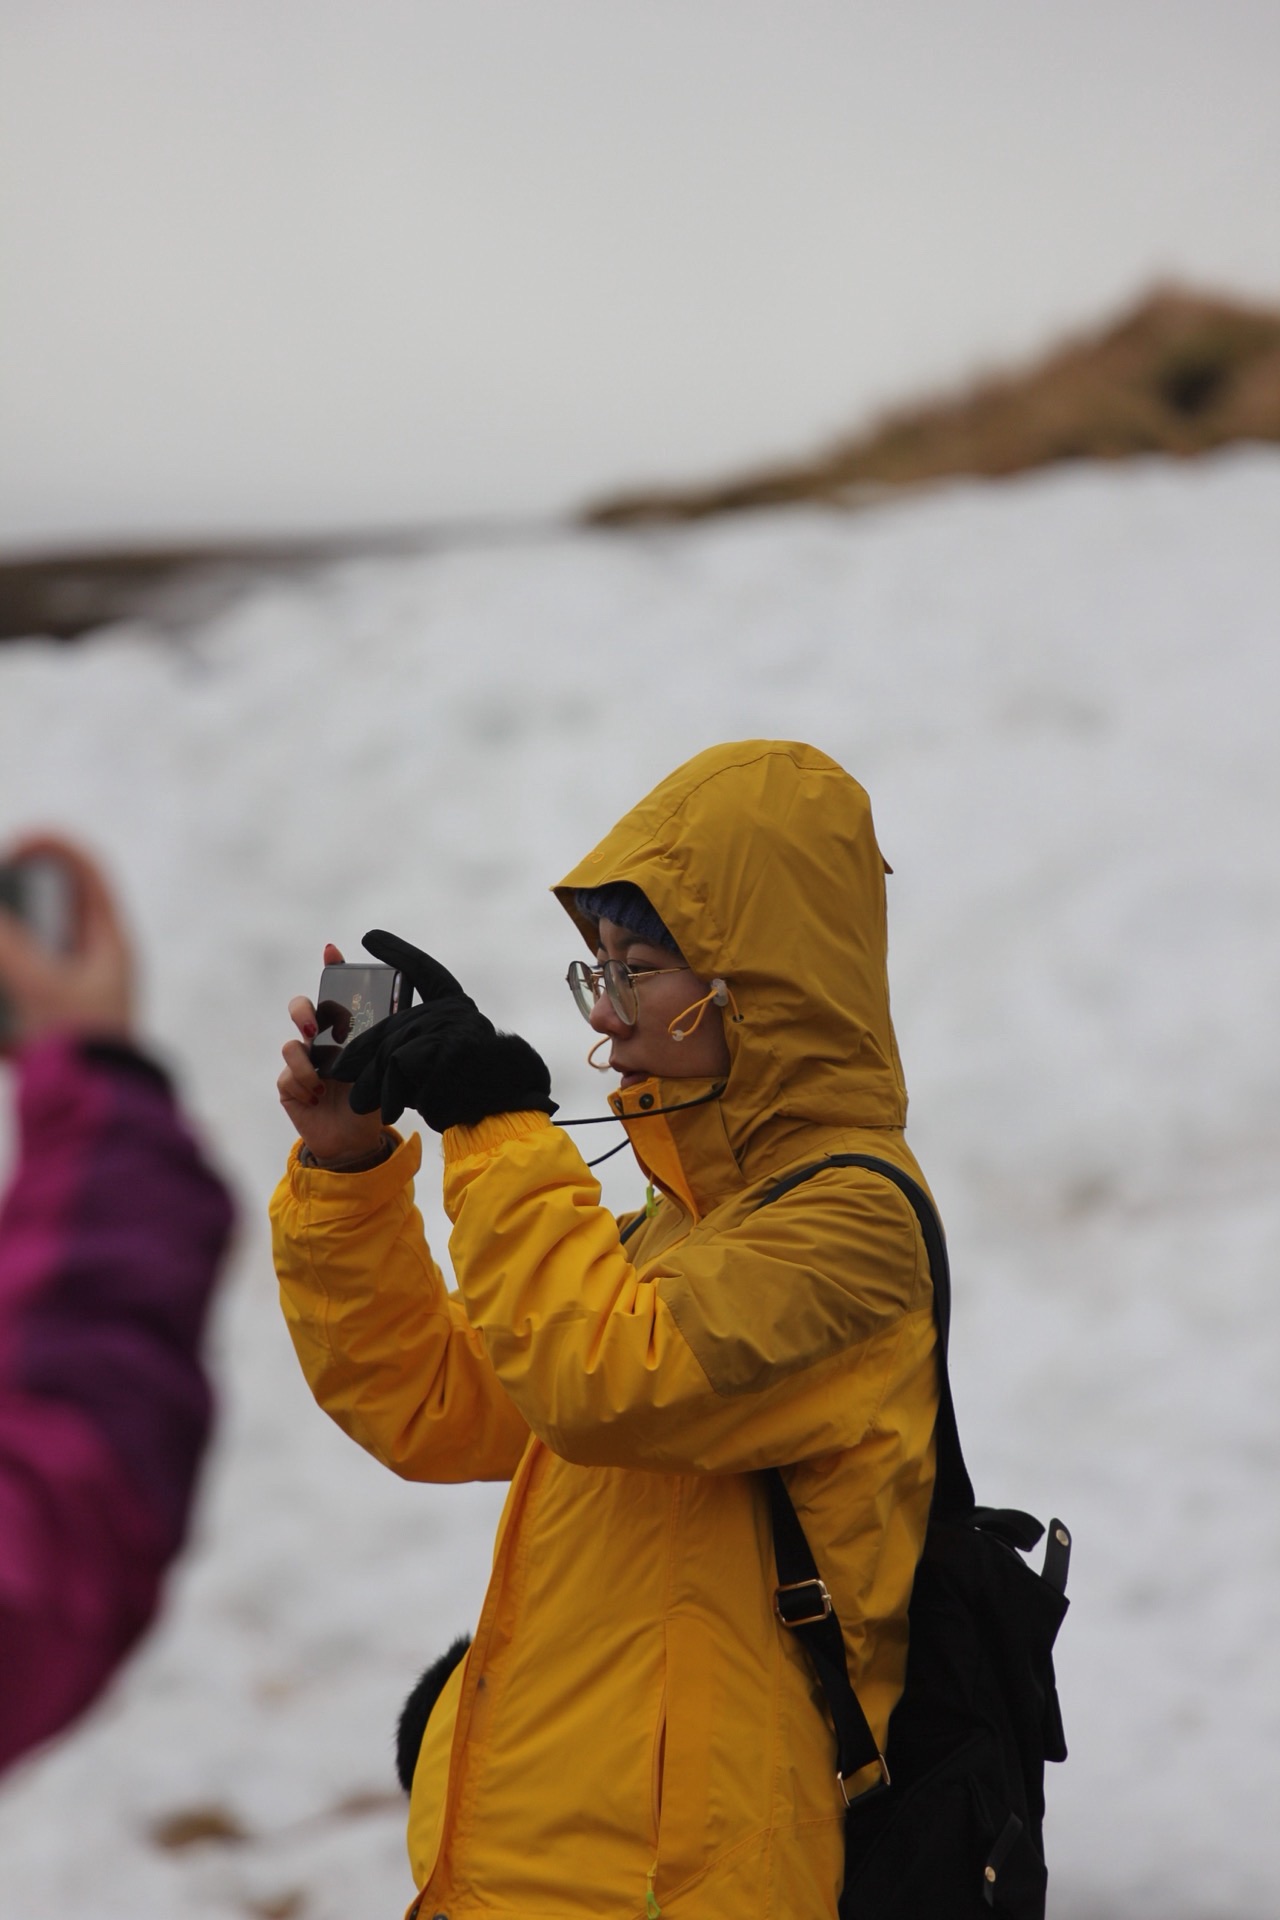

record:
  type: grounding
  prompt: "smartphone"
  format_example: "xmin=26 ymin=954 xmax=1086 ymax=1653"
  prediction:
xmin=0 ymin=856 xmax=76 ymax=952
xmin=309 ymin=962 xmax=409 ymax=1075
xmin=0 ymin=856 xmax=76 ymax=1045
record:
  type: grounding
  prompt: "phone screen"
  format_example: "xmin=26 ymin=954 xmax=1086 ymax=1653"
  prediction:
xmin=310 ymin=963 xmax=406 ymax=1074
xmin=0 ymin=858 xmax=75 ymax=952
xmin=0 ymin=859 xmax=76 ymax=1046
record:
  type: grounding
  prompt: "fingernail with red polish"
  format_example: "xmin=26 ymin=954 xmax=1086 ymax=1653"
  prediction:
xmin=303 ymin=1022 xmax=318 ymax=1039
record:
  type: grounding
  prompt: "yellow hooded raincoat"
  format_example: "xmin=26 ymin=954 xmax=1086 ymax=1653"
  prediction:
xmin=272 ymin=740 xmax=939 ymax=1920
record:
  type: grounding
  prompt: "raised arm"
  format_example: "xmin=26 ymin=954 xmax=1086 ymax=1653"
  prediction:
xmin=271 ymin=935 xmax=531 ymax=1482
xmin=443 ymin=1112 xmax=937 ymax=1474
xmin=0 ymin=833 xmax=234 ymax=1773
xmin=271 ymin=1132 xmax=530 ymax=1482
xmin=0 ymin=1034 xmax=232 ymax=1773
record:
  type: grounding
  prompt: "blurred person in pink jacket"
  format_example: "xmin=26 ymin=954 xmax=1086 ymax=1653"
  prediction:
xmin=0 ymin=835 xmax=233 ymax=1776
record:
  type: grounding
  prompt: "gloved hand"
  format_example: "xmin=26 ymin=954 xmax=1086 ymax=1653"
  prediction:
xmin=330 ymin=930 xmax=557 ymax=1132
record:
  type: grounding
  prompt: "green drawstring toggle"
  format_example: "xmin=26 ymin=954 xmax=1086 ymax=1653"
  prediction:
xmin=645 ymin=1867 xmax=661 ymax=1918
xmin=645 ymin=1182 xmax=658 ymax=1218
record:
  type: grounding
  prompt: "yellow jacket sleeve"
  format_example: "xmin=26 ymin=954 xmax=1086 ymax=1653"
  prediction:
xmin=271 ymin=1132 xmax=529 ymax=1482
xmin=443 ymin=1112 xmax=934 ymax=1474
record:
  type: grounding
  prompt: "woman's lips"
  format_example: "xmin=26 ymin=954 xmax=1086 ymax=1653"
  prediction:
xmin=617 ymin=1068 xmax=647 ymax=1087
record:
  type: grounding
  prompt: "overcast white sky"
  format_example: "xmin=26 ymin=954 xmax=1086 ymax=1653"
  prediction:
xmin=2 ymin=0 xmax=1278 ymax=553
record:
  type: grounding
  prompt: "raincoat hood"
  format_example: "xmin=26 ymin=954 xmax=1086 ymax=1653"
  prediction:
xmin=555 ymin=741 xmax=908 ymax=1179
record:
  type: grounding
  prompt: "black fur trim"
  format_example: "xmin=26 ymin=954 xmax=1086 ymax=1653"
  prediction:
xmin=395 ymin=1634 xmax=472 ymax=1793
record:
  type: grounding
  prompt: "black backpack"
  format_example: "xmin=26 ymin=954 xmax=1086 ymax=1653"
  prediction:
xmin=756 ymin=1154 xmax=1069 ymax=1919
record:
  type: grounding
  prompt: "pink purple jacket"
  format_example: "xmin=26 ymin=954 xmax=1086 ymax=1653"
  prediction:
xmin=0 ymin=1034 xmax=233 ymax=1774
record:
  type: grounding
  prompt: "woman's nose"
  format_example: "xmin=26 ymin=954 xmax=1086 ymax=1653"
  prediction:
xmin=589 ymin=990 xmax=625 ymax=1036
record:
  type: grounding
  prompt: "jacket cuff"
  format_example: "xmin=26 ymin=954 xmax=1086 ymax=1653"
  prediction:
xmin=286 ymin=1129 xmax=421 ymax=1212
xmin=441 ymin=1109 xmax=554 ymax=1165
xmin=78 ymin=1036 xmax=173 ymax=1094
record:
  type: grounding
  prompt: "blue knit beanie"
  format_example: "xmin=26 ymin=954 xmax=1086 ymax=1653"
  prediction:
xmin=574 ymin=883 xmax=680 ymax=953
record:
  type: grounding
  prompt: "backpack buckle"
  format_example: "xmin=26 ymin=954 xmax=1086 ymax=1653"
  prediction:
xmin=774 ymin=1577 xmax=833 ymax=1627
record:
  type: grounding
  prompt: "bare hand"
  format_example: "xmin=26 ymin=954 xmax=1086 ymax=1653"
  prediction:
xmin=278 ymin=943 xmax=387 ymax=1163
xmin=0 ymin=834 xmax=134 ymax=1052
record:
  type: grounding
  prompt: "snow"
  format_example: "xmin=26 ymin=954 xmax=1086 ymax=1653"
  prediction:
xmin=1 ymin=450 xmax=1277 ymax=1918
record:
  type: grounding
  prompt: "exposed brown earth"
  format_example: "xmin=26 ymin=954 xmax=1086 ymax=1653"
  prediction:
xmin=583 ymin=287 xmax=1280 ymax=526
xmin=0 ymin=533 xmax=424 ymax=644
xmin=4 ymin=287 xmax=1277 ymax=640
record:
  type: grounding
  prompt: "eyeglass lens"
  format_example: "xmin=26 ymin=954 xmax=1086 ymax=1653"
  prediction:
xmin=565 ymin=960 xmax=639 ymax=1026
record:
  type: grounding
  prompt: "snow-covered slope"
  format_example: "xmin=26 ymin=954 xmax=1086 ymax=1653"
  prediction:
xmin=1 ymin=452 xmax=1276 ymax=1918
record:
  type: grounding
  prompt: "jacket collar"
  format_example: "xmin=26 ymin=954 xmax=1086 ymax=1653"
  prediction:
xmin=606 ymin=1076 xmax=743 ymax=1222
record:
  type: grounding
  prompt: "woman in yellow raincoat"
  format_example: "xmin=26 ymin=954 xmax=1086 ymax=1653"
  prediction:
xmin=272 ymin=740 xmax=938 ymax=1920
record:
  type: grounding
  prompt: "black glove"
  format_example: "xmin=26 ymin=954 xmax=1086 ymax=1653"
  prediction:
xmin=330 ymin=930 xmax=557 ymax=1132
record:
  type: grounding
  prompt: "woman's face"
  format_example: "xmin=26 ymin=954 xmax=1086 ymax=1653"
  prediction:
xmin=588 ymin=918 xmax=731 ymax=1086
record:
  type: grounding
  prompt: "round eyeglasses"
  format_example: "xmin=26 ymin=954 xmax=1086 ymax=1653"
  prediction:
xmin=565 ymin=958 xmax=690 ymax=1027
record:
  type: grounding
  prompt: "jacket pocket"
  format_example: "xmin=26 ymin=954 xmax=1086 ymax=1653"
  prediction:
xmin=650 ymin=1681 xmax=668 ymax=1843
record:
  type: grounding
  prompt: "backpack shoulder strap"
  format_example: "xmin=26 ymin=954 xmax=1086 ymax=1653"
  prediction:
xmin=758 ymin=1152 xmax=975 ymax=1516
xmin=764 ymin=1462 xmax=889 ymax=1797
xmin=754 ymin=1152 xmax=973 ymax=1804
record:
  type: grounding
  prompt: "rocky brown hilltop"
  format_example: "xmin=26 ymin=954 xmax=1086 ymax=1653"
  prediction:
xmin=7 ymin=287 xmax=1278 ymax=640
xmin=584 ymin=287 xmax=1280 ymax=525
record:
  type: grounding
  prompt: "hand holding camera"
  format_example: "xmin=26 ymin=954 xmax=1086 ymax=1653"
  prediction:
xmin=278 ymin=941 xmax=391 ymax=1165
xmin=332 ymin=931 xmax=556 ymax=1132
xmin=0 ymin=835 xmax=134 ymax=1052
xmin=278 ymin=930 xmax=555 ymax=1159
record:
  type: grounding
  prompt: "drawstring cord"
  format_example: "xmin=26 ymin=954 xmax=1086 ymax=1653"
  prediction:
xmin=593 ymin=977 xmax=741 ymax=1058
xmin=570 ymin=1084 xmax=729 ymax=1169
xmin=578 ymin=1087 xmax=726 ymax=1170
xmin=585 ymin=1137 xmax=631 ymax=1170
xmin=667 ymin=977 xmax=741 ymax=1043
xmin=562 ymin=1076 xmax=732 ymax=1169
xmin=559 ymin=1083 xmax=727 ymax=1130
xmin=645 ymin=1864 xmax=662 ymax=1917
